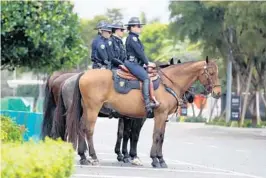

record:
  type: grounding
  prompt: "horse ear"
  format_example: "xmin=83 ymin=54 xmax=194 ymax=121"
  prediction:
xmin=177 ymin=59 xmax=181 ymax=63
xmin=206 ymin=56 xmax=209 ymax=64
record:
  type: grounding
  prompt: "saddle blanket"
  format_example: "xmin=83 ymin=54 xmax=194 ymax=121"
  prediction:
xmin=112 ymin=70 xmax=160 ymax=94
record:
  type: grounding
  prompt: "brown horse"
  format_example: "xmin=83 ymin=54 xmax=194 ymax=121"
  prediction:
xmin=66 ymin=58 xmax=222 ymax=168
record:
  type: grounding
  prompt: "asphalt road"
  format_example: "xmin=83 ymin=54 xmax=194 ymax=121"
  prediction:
xmin=72 ymin=118 xmax=266 ymax=178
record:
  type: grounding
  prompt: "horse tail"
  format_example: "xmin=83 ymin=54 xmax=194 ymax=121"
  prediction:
xmin=41 ymin=76 xmax=56 ymax=140
xmin=66 ymin=72 xmax=84 ymax=149
xmin=51 ymin=84 xmax=66 ymax=141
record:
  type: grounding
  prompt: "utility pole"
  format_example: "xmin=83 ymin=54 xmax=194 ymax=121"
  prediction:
xmin=225 ymin=27 xmax=233 ymax=123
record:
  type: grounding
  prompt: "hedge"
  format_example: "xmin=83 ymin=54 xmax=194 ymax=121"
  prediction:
xmin=0 ymin=115 xmax=25 ymax=143
xmin=1 ymin=138 xmax=75 ymax=178
xmin=206 ymin=117 xmax=266 ymax=128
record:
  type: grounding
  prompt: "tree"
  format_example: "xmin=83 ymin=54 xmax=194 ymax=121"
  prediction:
xmin=140 ymin=23 xmax=170 ymax=61
xmin=140 ymin=11 xmax=147 ymax=24
xmin=168 ymin=1 xmax=266 ymax=125
xmin=1 ymin=1 xmax=87 ymax=72
xmin=106 ymin=8 xmax=123 ymax=23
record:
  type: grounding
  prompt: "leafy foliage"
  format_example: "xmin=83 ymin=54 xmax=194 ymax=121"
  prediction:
xmin=140 ymin=23 xmax=170 ymax=61
xmin=0 ymin=115 xmax=25 ymax=143
xmin=1 ymin=137 xmax=75 ymax=178
xmin=168 ymin=1 xmax=266 ymax=91
xmin=1 ymin=1 xmax=88 ymax=71
xmin=106 ymin=8 xmax=123 ymax=23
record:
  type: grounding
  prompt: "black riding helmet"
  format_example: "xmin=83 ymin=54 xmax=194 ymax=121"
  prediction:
xmin=124 ymin=17 xmax=145 ymax=26
xmin=94 ymin=20 xmax=107 ymax=30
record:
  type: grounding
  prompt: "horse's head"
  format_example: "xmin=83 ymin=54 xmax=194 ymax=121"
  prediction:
xmin=197 ymin=57 xmax=221 ymax=99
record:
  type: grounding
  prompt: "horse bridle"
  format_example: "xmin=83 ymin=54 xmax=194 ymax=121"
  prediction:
xmin=157 ymin=63 xmax=221 ymax=99
xmin=201 ymin=65 xmax=221 ymax=95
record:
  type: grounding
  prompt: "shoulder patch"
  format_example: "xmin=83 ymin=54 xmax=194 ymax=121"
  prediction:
xmin=100 ymin=44 xmax=105 ymax=49
xmin=132 ymin=36 xmax=138 ymax=42
xmin=108 ymin=41 xmax=112 ymax=46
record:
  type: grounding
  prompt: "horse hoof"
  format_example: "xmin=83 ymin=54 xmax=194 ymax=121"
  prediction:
xmin=117 ymin=155 xmax=124 ymax=162
xmin=151 ymin=159 xmax=161 ymax=168
xmin=123 ymin=157 xmax=130 ymax=163
xmin=131 ymin=157 xmax=143 ymax=166
xmin=80 ymin=158 xmax=90 ymax=165
xmin=160 ymin=161 xmax=168 ymax=168
xmin=91 ymin=159 xmax=100 ymax=166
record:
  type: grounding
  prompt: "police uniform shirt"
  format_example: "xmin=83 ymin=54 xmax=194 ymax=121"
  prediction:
xmin=125 ymin=32 xmax=149 ymax=65
xmin=105 ymin=38 xmax=115 ymax=62
xmin=111 ymin=35 xmax=126 ymax=62
xmin=95 ymin=37 xmax=109 ymax=64
xmin=91 ymin=34 xmax=101 ymax=62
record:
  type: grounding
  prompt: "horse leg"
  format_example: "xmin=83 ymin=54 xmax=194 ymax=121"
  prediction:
xmin=114 ymin=118 xmax=124 ymax=162
xmin=150 ymin=113 xmax=168 ymax=168
xmin=83 ymin=104 xmax=101 ymax=165
xmin=78 ymin=134 xmax=90 ymax=165
xmin=122 ymin=118 xmax=132 ymax=163
xmin=157 ymin=121 xmax=168 ymax=168
xmin=130 ymin=118 xmax=146 ymax=166
xmin=77 ymin=115 xmax=90 ymax=165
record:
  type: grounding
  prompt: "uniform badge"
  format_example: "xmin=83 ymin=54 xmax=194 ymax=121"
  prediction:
xmin=108 ymin=41 xmax=112 ymax=46
xmin=132 ymin=36 xmax=137 ymax=42
xmin=119 ymin=81 xmax=125 ymax=87
xmin=100 ymin=44 xmax=105 ymax=49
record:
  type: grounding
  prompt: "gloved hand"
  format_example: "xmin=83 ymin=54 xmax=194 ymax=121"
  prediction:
xmin=97 ymin=63 xmax=103 ymax=68
xmin=104 ymin=60 xmax=110 ymax=65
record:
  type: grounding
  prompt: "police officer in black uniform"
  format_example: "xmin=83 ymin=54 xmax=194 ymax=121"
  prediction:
xmin=94 ymin=24 xmax=113 ymax=69
xmin=91 ymin=20 xmax=107 ymax=69
xmin=124 ymin=17 xmax=158 ymax=116
xmin=109 ymin=22 xmax=126 ymax=69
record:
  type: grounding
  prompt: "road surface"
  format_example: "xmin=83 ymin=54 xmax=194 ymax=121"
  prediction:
xmin=72 ymin=119 xmax=266 ymax=178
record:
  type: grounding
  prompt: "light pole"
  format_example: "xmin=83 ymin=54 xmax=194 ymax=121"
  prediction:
xmin=225 ymin=27 xmax=233 ymax=123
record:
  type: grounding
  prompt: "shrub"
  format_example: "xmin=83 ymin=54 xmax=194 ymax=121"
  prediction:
xmin=177 ymin=116 xmax=206 ymax=123
xmin=0 ymin=115 xmax=26 ymax=143
xmin=1 ymin=137 xmax=75 ymax=178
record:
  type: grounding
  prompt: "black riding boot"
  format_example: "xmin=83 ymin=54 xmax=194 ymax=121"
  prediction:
xmin=142 ymin=79 xmax=157 ymax=117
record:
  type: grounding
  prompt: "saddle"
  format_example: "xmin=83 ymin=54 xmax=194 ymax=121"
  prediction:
xmin=112 ymin=64 xmax=160 ymax=105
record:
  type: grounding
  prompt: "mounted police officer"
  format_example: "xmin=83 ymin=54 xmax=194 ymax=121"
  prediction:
xmin=124 ymin=17 xmax=158 ymax=116
xmin=94 ymin=24 xmax=113 ymax=69
xmin=91 ymin=20 xmax=107 ymax=69
xmin=109 ymin=22 xmax=126 ymax=69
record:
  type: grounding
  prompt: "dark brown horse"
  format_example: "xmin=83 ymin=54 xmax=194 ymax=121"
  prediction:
xmin=66 ymin=58 xmax=222 ymax=168
xmin=41 ymin=71 xmax=78 ymax=139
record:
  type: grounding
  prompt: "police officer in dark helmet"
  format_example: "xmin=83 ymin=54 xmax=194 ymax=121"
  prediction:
xmin=94 ymin=24 xmax=112 ymax=69
xmin=124 ymin=17 xmax=158 ymax=116
xmin=91 ymin=20 xmax=107 ymax=69
xmin=109 ymin=22 xmax=126 ymax=69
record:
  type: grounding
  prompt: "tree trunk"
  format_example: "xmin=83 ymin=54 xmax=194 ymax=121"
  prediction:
xmin=256 ymin=90 xmax=261 ymax=125
xmin=191 ymin=103 xmax=195 ymax=117
xmin=240 ymin=62 xmax=253 ymax=126
xmin=237 ymin=72 xmax=241 ymax=95
xmin=261 ymin=91 xmax=266 ymax=109
xmin=208 ymin=99 xmax=218 ymax=123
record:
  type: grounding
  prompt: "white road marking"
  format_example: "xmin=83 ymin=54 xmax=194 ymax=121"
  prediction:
xmin=208 ymin=145 xmax=218 ymax=148
xmin=171 ymin=160 xmax=263 ymax=178
xmin=236 ymin=149 xmax=249 ymax=153
xmin=184 ymin=142 xmax=194 ymax=145
xmin=74 ymin=165 xmax=257 ymax=177
xmin=72 ymin=174 xmax=147 ymax=178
